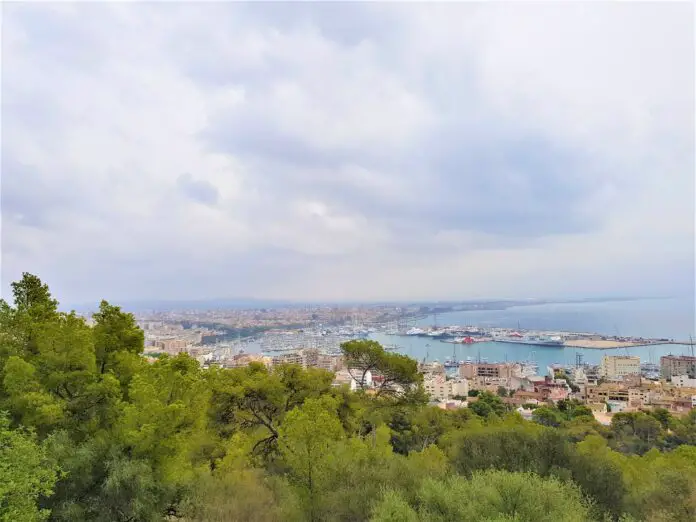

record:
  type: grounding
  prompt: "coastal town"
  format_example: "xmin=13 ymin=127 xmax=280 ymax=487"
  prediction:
xmin=105 ymin=305 xmax=696 ymax=424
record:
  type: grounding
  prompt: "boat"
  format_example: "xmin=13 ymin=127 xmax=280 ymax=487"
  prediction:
xmin=493 ymin=333 xmax=565 ymax=347
xmin=406 ymin=327 xmax=425 ymax=336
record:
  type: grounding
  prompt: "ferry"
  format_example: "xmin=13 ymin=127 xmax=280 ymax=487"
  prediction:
xmin=493 ymin=332 xmax=565 ymax=347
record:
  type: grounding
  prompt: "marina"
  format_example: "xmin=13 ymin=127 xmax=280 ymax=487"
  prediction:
xmin=196 ymin=298 xmax=694 ymax=371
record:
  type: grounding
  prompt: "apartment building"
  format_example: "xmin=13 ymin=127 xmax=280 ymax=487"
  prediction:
xmin=660 ymin=355 xmax=696 ymax=380
xmin=271 ymin=352 xmax=304 ymax=366
xmin=459 ymin=362 xmax=515 ymax=380
xmin=586 ymin=383 xmax=630 ymax=404
xmin=423 ymin=375 xmax=469 ymax=402
xmin=600 ymin=355 xmax=640 ymax=379
xmin=154 ymin=338 xmax=188 ymax=354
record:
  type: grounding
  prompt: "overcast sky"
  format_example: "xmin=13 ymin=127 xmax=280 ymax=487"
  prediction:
xmin=2 ymin=2 xmax=694 ymax=306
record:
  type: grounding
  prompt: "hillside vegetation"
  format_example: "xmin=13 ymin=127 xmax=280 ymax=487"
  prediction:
xmin=1 ymin=273 xmax=696 ymax=521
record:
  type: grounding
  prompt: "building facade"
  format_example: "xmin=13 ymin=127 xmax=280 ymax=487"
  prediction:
xmin=600 ymin=355 xmax=640 ymax=379
xmin=661 ymin=355 xmax=696 ymax=380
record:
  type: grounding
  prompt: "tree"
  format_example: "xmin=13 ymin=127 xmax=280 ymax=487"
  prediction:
xmin=92 ymin=300 xmax=144 ymax=381
xmin=10 ymin=273 xmax=58 ymax=322
xmin=371 ymin=470 xmax=591 ymax=522
xmin=533 ymin=406 xmax=563 ymax=427
xmin=611 ymin=412 xmax=664 ymax=454
xmin=279 ymin=397 xmax=344 ymax=521
xmin=469 ymin=391 xmax=507 ymax=418
xmin=0 ymin=414 xmax=59 ymax=522
xmin=208 ymin=363 xmax=334 ymax=457
xmin=340 ymin=340 xmax=421 ymax=398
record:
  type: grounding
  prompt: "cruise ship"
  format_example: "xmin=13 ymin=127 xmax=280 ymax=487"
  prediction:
xmin=493 ymin=332 xmax=565 ymax=347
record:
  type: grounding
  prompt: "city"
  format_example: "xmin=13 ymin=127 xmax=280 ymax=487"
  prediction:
xmin=115 ymin=304 xmax=696 ymax=425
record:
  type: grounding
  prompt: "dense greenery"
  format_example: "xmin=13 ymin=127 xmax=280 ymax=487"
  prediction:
xmin=1 ymin=274 xmax=696 ymax=521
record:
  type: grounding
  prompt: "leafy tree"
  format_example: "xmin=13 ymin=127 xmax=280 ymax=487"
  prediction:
xmin=340 ymin=340 xmax=421 ymax=398
xmin=208 ymin=363 xmax=334 ymax=458
xmin=469 ymin=391 xmax=507 ymax=418
xmin=279 ymin=397 xmax=344 ymax=521
xmin=533 ymin=406 xmax=563 ymax=427
xmin=611 ymin=412 xmax=664 ymax=454
xmin=92 ymin=300 xmax=144 ymax=387
xmin=648 ymin=408 xmax=675 ymax=431
xmin=180 ymin=467 xmax=299 ymax=522
xmin=371 ymin=470 xmax=591 ymax=522
xmin=0 ymin=414 xmax=59 ymax=522
xmin=10 ymin=273 xmax=59 ymax=323
xmin=444 ymin=422 xmax=626 ymax=518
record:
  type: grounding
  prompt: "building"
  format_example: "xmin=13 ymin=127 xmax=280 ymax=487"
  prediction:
xmin=586 ymin=383 xmax=630 ymax=404
xmin=673 ymin=374 xmax=696 ymax=388
xmin=600 ymin=355 xmax=640 ymax=379
xmin=459 ymin=362 xmax=515 ymax=380
xmin=333 ymin=369 xmax=373 ymax=391
xmin=423 ymin=375 xmax=469 ymax=402
xmin=271 ymin=351 xmax=304 ymax=366
xmin=661 ymin=355 xmax=696 ymax=380
xmin=154 ymin=338 xmax=188 ymax=354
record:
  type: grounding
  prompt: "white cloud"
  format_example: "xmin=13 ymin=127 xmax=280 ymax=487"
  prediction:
xmin=1 ymin=3 xmax=692 ymax=304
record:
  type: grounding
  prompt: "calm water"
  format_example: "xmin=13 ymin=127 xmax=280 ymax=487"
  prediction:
xmin=370 ymin=298 xmax=695 ymax=369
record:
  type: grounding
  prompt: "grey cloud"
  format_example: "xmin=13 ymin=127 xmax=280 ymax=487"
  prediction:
xmin=0 ymin=153 xmax=83 ymax=229
xmin=1 ymin=2 xmax=692 ymax=303
xmin=202 ymin=92 xmax=603 ymax=243
xmin=176 ymin=173 xmax=220 ymax=206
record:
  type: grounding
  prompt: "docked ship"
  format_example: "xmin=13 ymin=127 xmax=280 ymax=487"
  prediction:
xmin=493 ymin=332 xmax=565 ymax=347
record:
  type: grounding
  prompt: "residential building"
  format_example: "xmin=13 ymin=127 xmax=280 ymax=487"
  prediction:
xmin=154 ymin=338 xmax=188 ymax=354
xmin=600 ymin=355 xmax=640 ymax=379
xmin=673 ymin=374 xmax=696 ymax=388
xmin=586 ymin=383 xmax=629 ymax=404
xmin=423 ymin=375 xmax=469 ymax=402
xmin=459 ymin=362 xmax=515 ymax=380
xmin=333 ymin=369 xmax=373 ymax=391
xmin=660 ymin=355 xmax=696 ymax=380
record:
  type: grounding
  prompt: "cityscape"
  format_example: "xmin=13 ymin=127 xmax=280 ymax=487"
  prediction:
xmin=91 ymin=300 xmax=696 ymax=424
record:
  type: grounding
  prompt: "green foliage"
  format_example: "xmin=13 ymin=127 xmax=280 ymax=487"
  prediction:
xmin=0 ymin=414 xmax=59 ymax=522
xmin=340 ymin=340 xmax=422 ymax=397
xmin=469 ymin=391 xmax=507 ymax=418
xmin=92 ymin=300 xmax=144 ymax=383
xmin=610 ymin=412 xmax=664 ymax=454
xmin=372 ymin=470 xmax=591 ymax=522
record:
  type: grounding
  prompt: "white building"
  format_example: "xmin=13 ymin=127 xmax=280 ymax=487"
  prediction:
xmin=333 ymin=369 xmax=373 ymax=391
xmin=600 ymin=355 xmax=640 ymax=379
xmin=424 ymin=376 xmax=469 ymax=402
xmin=673 ymin=374 xmax=696 ymax=388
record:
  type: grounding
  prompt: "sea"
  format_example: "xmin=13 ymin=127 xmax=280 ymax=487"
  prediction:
xmin=368 ymin=297 xmax=695 ymax=370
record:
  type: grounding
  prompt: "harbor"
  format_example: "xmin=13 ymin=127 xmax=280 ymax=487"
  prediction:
xmin=388 ymin=324 xmax=682 ymax=350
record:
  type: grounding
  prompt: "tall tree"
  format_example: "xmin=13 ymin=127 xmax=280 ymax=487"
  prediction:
xmin=340 ymin=340 xmax=421 ymax=398
xmin=92 ymin=300 xmax=144 ymax=392
xmin=279 ymin=397 xmax=344 ymax=521
xmin=0 ymin=414 xmax=59 ymax=522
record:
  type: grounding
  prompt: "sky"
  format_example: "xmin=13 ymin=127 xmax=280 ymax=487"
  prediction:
xmin=1 ymin=2 xmax=694 ymax=306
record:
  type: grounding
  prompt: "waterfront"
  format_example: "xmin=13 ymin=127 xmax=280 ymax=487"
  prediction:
xmin=415 ymin=297 xmax=694 ymax=340
xmin=369 ymin=298 xmax=694 ymax=369
xmin=368 ymin=332 xmax=690 ymax=370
